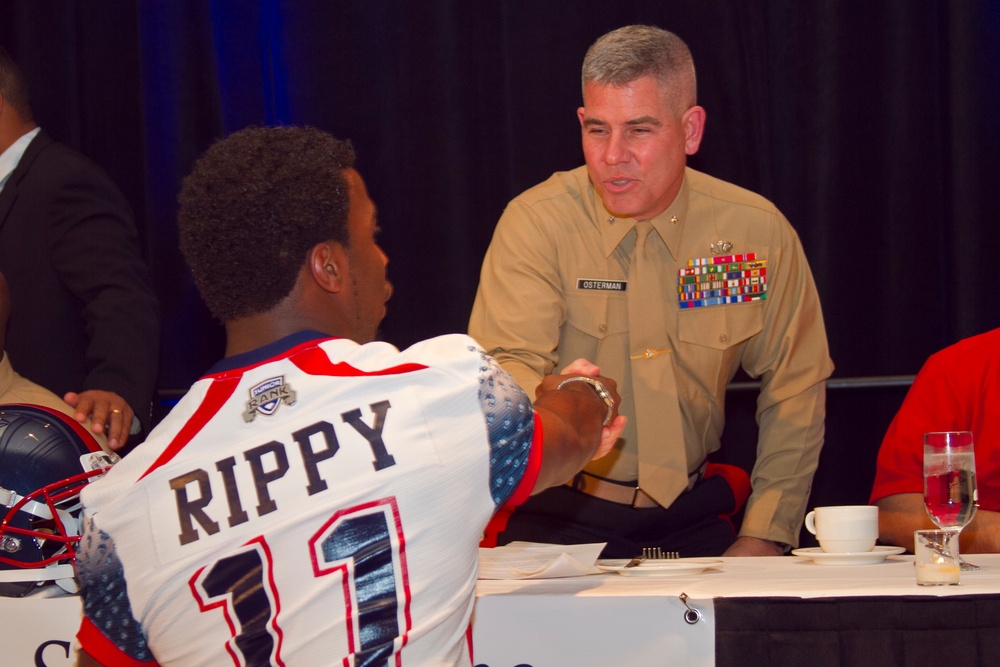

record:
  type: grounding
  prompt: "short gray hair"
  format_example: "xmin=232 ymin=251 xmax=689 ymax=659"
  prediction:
xmin=581 ymin=25 xmax=697 ymax=114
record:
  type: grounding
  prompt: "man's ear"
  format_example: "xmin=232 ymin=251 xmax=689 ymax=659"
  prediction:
xmin=308 ymin=241 xmax=347 ymax=293
xmin=682 ymin=105 xmax=706 ymax=156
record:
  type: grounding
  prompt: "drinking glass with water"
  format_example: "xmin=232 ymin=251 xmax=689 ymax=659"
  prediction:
xmin=923 ymin=431 xmax=979 ymax=571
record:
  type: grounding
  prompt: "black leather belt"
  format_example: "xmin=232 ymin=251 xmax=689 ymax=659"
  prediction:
xmin=568 ymin=472 xmax=660 ymax=508
xmin=567 ymin=466 xmax=706 ymax=509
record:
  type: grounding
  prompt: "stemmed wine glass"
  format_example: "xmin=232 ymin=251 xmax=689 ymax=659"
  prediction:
xmin=923 ymin=431 xmax=979 ymax=571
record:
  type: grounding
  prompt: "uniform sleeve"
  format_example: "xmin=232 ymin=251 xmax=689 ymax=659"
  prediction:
xmin=475 ymin=350 xmax=543 ymax=508
xmin=738 ymin=213 xmax=834 ymax=547
xmin=469 ymin=200 xmax=564 ymax=397
xmin=870 ymin=352 xmax=964 ymax=503
xmin=76 ymin=514 xmax=158 ymax=666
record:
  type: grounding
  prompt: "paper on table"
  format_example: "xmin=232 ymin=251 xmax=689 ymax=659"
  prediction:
xmin=478 ymin=541 xmax=606 ymax=579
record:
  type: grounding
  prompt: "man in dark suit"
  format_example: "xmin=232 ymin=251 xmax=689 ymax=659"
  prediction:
xmin=0 ymin=47 xmax=159 ymax=451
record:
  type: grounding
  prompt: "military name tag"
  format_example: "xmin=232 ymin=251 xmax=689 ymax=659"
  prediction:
xmin=577 ymin=278 xmax=627 ymax=292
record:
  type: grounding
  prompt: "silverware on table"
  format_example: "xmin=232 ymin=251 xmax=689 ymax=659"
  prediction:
xmin=624 ymin=547 xmax=679 ymax=567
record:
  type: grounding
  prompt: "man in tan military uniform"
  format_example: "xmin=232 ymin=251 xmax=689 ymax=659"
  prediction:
xmin=470 ymin=25 xmax=832 ymax=557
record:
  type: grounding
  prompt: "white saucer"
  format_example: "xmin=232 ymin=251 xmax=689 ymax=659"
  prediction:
xmin=791 ymin=545 xmax=906 ymax=565
xmin=596 ymin=558 xmax=723 ymax=577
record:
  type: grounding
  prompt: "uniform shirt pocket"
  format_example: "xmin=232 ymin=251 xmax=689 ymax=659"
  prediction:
xmin=561 ymin=290 xmax=629 ymax=372
xmin=677 ymin=302 xmax=764 ymax=351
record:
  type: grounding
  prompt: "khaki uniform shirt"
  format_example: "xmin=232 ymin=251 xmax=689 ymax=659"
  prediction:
xmin=469 ymin=166 xmax=833 ymax=547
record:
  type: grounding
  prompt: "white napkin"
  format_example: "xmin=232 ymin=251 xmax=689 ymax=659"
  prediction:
xmin=477 ymin=541 xmax=606 ymax=579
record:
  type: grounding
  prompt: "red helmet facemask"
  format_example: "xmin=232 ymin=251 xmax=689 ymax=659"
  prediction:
xmin=0 ymin=404 xmax=116 ymax=596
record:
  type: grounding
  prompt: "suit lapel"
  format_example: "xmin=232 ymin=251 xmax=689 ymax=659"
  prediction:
xmin=0 ymin=130 xmax=50 ymax=234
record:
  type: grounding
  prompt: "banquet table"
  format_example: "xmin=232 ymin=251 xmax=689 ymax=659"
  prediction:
xmin=471 ymin=553 xmax=1000 ymax=667
xmin=4 ymin=553 xmax=1000 ymax=666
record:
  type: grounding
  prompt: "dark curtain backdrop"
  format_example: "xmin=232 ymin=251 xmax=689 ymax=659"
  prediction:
xmin=4 ymin=1 xmax=999 ymax=518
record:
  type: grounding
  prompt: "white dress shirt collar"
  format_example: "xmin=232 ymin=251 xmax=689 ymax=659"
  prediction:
xmin=0 ymin=127 xmax=42 ymax=193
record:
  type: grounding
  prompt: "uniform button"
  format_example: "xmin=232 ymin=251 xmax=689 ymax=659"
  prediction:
xmin=599 ymin=324 xmax=608 ymax=333
xmin=719 ymin=333 xmax=729 ymax=344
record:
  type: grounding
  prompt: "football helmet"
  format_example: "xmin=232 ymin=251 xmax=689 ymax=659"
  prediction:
xmin=0 ymin=404 xmax=115 ymax=596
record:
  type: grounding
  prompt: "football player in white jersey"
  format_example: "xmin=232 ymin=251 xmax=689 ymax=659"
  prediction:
xmin=75 ymin=126 xmax=625 ymax=667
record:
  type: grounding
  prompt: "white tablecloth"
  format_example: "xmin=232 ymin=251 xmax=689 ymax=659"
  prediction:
xmin=477 ymin=552 xmax=1000 ymax=599
xmin=471 ymin=553 xmax=1000 ymax=667
xmin=5 ymin=553 xmax=1000 ymax=666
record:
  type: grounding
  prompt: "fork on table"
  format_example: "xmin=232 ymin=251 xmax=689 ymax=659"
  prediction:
xmin=624 ymin=547 xmax=679 ymax=568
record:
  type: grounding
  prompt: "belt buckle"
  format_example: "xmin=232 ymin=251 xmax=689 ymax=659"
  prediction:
xmin=630 ymin=486 xmax=645 ymax=508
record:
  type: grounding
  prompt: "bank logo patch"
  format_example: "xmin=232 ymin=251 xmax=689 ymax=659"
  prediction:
xmin=243 ymin=376 xmax=297 ymax=423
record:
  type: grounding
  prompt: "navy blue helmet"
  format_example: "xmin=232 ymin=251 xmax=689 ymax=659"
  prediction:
xmin=0 ymin=404 xmax=112 ymax=596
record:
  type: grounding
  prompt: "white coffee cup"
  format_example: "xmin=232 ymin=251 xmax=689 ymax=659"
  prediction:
xmin=803 ymin=505 xmax=879 ymax=553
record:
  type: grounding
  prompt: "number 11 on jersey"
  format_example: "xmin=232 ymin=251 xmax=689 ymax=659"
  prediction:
xmin=191 ymin=497 xmax=411 ymax=667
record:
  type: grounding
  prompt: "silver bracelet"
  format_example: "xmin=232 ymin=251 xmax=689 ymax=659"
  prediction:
xmin=556 ymin=376 xmax=615 ymax=426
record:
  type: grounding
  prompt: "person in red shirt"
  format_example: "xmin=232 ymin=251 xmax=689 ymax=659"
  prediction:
xmin=870 ymin=327 xmax=1000 ymax=552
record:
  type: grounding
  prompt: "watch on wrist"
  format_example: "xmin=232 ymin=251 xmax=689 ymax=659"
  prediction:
xmin=556 ymin=376 xmax=615 ymax=426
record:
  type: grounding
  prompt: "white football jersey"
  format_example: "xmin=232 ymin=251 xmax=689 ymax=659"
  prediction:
xmin=76 ymin=332 xmax=540 ymax=667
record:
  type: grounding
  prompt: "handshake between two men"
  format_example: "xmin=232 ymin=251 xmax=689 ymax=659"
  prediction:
xmin=527 ymin=358 xmax=627 ymax=495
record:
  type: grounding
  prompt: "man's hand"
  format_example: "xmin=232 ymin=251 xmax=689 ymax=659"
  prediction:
xmin=722 ymin=536 xmax=785 ymax=557
xmin=531 ymin=360 xmax=626 ymax=492
xmin=64 ymin=390 xmax=133 ymax=451
xmin=555 ymin=358 xmax=625 ymax=459
xmin=560 ymin=358 xmax=601 ymax=377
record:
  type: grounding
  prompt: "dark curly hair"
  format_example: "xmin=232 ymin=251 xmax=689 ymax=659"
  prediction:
xmin=178 ymin=126 xmax=356 ymax=322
